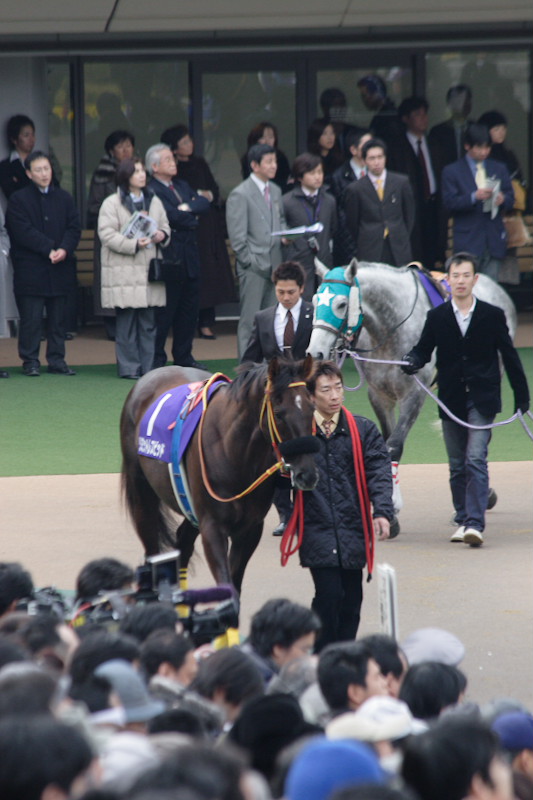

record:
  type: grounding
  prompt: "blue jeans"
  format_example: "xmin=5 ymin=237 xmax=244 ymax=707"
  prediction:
xmin=442 ymin=402 xmax=493 ymax=532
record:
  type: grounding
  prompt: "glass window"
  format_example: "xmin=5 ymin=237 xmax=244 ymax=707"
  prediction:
xmin=84 ymin=59 xmax=189 ymax=195
xmin=316 ymin=66 xmax=412 ymax=129
xmin=47 ymin=62 xmax=74 ymax=196
xmin=426 ymin=51 xmax=530 ymax=181
xmin=202 ymin=70 xmax=296 ymax=198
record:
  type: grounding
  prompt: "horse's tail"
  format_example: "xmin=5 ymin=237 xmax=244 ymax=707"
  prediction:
xmin=119 ymin=399 xmax=176 ymax=556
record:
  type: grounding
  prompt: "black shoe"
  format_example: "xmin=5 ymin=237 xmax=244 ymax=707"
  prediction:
xmin=23 ymin=366 xmax=40 ymax=377
xmin=121 ymin=374 xmax=139 ymax=380
xmin=47 ymin=365 xmax=76 ymax=375
xmin=198 ymin=329 xmax=216 ymax=340
xmin=177 ymin=360 xmax=208 ymax=371
xmin=272 ymin=520 xmax=287 ymax=537
xmin=65 ymin=332 xmax=76 ymax=341
xmin=0 ymin=370 xmax=9 ymax=378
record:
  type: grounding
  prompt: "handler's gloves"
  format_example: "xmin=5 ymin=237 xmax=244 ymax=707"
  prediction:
xmin=401 ymin=355 xmax=420 ymax=375
xmin=515 ymin=400 xmax=530 ymax=414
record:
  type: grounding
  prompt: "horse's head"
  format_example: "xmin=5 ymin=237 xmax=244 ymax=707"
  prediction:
xmin=265 ymin=355 xmax=319 ymax=491
xmin=307 ymin=258 xmax=364 ymax=360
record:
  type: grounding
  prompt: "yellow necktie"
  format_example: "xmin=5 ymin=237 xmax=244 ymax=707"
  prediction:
xmin=475 ymin=162 xmax=487 ymax=189
xmin=376 ymin=178 xmax=384 ymax=201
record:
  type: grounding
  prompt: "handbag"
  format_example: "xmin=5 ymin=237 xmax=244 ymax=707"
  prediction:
xmin=512 ymin=179 xmax=526 ymax=212
xmin=503 ymin=212 xmax=531 ymax=249
xmin=148 ymin=249 xmax=184 ymax=283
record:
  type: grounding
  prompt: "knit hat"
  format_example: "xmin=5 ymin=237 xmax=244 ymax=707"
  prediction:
xmin=285 ymin=737 xmax=384 ymax=800
xmin=327 ymin=695 xmax=427 ymax=743
xmin=95 ymin=659 xmax=165 ymax=723
xmin=492 ymin=711 xmax=533 ymax=751
xmin=401 ymin=628 xmax=465 ymax=666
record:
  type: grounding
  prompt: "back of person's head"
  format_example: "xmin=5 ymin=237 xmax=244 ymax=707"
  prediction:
xmin=318 ymin=642 xmax=373 ymax=712
xmin=75 ymin=558 xmax=134 ymax=602
xmin=6 ymin=114 xmax=35 ymax=149
xmin=361 ymin=634 xmax=405 ymax=680
xmin=398 ymin=96 xmax=429 ymax=119
xmin=140 ymin=629 xmax=194 ymax=679
xmin=0 ymin=562 xmax=34 ymax=616
xmin=247 ymin=142 xmax=275 ymax=169
xmin=320 ymin=87 xmax=347 ymax=116
xmin=68 ymin=672 xmax=114 ymax=713
xmin=346 ymin=127 xmax=372 ymax=152
xmin=285 ymin=737 xmax=384 ymax=800
xmin=272 ymin=261 xmax=306 ymax=288
xmin=0 ymin=662 xmax=58 ymax=717
xmin=399 ymin=661 xmax=466 ymax=721
xmin=0 ymin=635 xmax=28 ymax=669
xmin=69 ymin=629 xmax=140 ymax=684
xmin=267 ymin=655 xmax=317 ymax=698
xmin=0 ymin=714 xmax=93 ymax=800
xmin=402 ymin=717 xmax=504 ymax=800
xmin=249 ymin=598 xmax=320 ymax=659
xmin=292 ymin=152 xmax=322 ymax=181
xmin=104 ymin=129 xmax=135 ymax=155
xmin=331 ymin=786 xmax=417 ymax=800
xmin=148 ymin=707 xmax=208 ymax=738
xmin=464 ymin=123 xmax=491 ymax=148
xmin=119 ymin=603 xmax=179 ymax=643
xmin=192 ymin=647 xmax=263 ymax=708
xmin=129 ymin=743 xmax=246 ymax=800
xmin=161 ymin=124 xmax=190 ymax=151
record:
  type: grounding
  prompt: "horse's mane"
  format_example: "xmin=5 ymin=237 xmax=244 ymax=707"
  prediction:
xmin=231 ymin=358 xmax=309 ymax=401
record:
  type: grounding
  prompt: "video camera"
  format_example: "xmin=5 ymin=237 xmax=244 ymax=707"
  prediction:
xmin=71 ymin=550 xmax=240 ymax=646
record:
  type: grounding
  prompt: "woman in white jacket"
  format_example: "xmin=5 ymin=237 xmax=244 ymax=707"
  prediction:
xmin=98 ymin=158 xmax=170 ymax=379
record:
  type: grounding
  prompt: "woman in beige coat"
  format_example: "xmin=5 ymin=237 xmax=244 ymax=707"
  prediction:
xmin=98 ymin=158 xmax=170 ymax=379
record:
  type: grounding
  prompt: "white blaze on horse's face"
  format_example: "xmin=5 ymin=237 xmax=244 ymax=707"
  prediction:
xmin=295 ymin=394 xmax=303 ymax=411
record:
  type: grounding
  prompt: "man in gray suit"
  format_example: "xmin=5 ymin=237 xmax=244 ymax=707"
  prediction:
xmin=344 ymin=138 xmax=415 ymax=266
xmin=227 ymin=143 xmax=286 ymax=358
xmin=241 ymin=261 xmax=314 ymax=363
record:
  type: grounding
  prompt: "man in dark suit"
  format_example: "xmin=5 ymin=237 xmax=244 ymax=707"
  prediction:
xmin=344 ymin=138 xmax=415 ymax=266
xmin=6 ymin=151 xmax=80 ymax=377
xmin=428 ymin=84 xmax=473 ymax=173
xmin=403 ymin=252 xmax=529 ymax=548
xmin=441 ymin=123 xmax=514 ymax=281
xmin=389 ymin=96 xmax=444 ymax=266
xmin=330 ymin=128 xmax=372 ymax=265
xmin=242 ymin=260 xmax=314 ymax=537
xmin=241 ymin=260 xmax=313 ymax=364
xmin=146 ymin=144 xmax=210 ymax=369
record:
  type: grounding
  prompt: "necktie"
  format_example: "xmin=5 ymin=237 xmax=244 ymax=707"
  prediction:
xmin=264 ymin=184 xmax=271 ymax=207
xmin=283 ymin=310 xmax=294 ymax=350
xmin=169 ymin=183 xmax=183 ymax=203
xmin=376 ymin=178 xmax=384 ymax=201
xmin=323 ymin=419 xmax=333 ymax=438
xmin=417 ymin=139 xmax=431 ymax=200
xmin=475 ymin=162 xmax=487 ymax=189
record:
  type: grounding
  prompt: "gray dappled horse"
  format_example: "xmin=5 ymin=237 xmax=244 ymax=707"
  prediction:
xmin=307 ymin=258 xmax=517 ymax=513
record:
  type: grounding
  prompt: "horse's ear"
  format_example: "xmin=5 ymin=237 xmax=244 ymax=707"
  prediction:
xmin=268 ymin=356 xmax=280 ymax=381
xmin=345 ymin=258 xmax=359 ymax=284
xmin=314 ymin=257 xmax=329 ymax=279
xmin=299 ymin=354 xmax=315 ymax=381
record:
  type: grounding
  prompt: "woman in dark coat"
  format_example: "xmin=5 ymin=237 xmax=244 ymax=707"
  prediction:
xmin=307 ymin=119 xmax=344 ymax=189
xmin=240 ymin=121 xmax=291 ymax=194
xmin=161 ymin=124 xmax=236 ymax=340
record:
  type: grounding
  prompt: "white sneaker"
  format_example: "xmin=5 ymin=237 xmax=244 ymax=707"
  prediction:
xmin=464 ymin=528 xmax=484 ymax=547
xmin=450 ymin=525 xmax=465 ymax=543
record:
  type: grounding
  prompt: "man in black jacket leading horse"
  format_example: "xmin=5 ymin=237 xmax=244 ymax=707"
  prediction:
xmin=301 ymin=362 xmax=393 ymax=652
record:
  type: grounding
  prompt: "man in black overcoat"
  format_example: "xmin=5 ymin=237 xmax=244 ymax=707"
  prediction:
xmin=6 ymin=151 xmax=81 ymax=376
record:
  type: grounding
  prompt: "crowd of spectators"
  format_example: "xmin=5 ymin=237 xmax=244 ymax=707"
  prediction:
xmin=0 ymin=557 xmax=531 ymax=800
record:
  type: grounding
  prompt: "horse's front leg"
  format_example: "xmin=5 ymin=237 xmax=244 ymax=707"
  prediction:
xmin=199 ymin=515 xmax=232 ymax=586
xmin=229 ymin=522 xmax=264 ymax=595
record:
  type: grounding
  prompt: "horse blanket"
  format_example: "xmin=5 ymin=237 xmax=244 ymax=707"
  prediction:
xmin=138 ymin=377 xmax=229 ymax=525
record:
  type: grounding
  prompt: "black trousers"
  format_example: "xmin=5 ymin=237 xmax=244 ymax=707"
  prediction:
xmin=310 ymin=566 xmax=363 ymax=652
xmin=153 ymin=277 xmax=199 ymax=368
xmin=16 ymin=294 xmax=67 ymax=369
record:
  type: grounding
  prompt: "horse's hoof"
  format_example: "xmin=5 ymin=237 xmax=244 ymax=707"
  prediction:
xmin=487 ymin=488 xmax=497 ymax=510
xmin=389 ymin=516 xmax=401 ymax=539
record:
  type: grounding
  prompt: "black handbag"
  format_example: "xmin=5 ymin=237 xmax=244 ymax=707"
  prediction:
xmin=148 ymin=250 xmax=184 ymax=283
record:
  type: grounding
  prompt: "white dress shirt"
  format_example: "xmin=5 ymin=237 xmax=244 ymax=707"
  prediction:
xmin=452 ymin=297 xmax=477 ymax=336
xmin=274 ymin=298 xmax=302 ymax=350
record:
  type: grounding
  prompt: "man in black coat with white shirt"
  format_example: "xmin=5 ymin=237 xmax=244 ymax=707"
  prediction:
xmin=403 ymin=252 xmax=529 ymax=548
xmin=6 ymin=151 xmax=80 ymax=376
xmin=146 ymin=144 xmax=210 ymax=369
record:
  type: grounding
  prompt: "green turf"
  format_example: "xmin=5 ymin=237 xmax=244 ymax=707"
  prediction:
xmin=0 ymin=351 xmax=531 ymax=477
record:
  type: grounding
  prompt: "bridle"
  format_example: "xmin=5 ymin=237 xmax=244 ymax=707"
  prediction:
xmin=198 ymin=373 xmax=314 ymax=503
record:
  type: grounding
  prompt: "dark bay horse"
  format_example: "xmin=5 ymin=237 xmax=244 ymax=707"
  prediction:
xmin=120 ymin=356 xmax=318 ymax=592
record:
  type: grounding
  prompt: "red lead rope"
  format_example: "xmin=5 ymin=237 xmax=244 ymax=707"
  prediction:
xmin=280 ymin=408 xmax=375 ymax=580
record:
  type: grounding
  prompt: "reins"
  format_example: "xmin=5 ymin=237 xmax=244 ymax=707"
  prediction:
xmin=197 ymin=374 xmax=309 ymax=503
